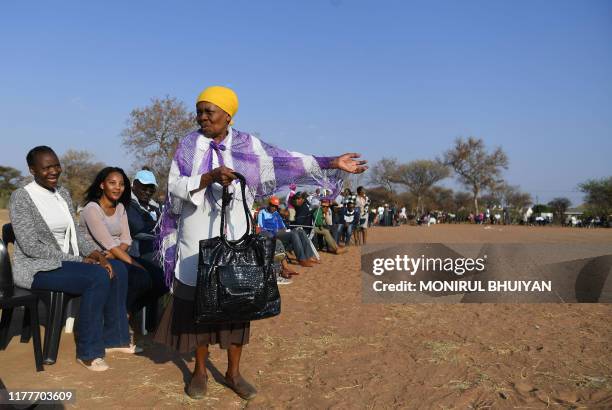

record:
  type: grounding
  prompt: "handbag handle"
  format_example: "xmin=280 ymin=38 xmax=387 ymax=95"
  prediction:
xmin=219 ymin=172 xmax=256 ymax=245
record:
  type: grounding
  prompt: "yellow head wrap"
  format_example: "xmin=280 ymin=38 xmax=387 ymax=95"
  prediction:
xmin=196 ymin=86 xmax=239 ymax=125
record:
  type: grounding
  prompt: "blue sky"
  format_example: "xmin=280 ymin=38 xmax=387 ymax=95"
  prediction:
xmin=1 ymin=0 xmax=611 ymax=205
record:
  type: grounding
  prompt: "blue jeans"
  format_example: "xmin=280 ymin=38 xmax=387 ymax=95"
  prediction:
xmin=332 ymin=224 xmax=342 ymax=244
xmin=338 ymin=224 xmax=354 ymax=246
xmin=266 ymin=229 xmax=314 ymax=261
xmin=120 ymin=260 xmax=152 ymax=314
xmin=123 ymin=257 xmax=168 ymax=329
xmin=31 ymin=260 xmax=130 ymax=361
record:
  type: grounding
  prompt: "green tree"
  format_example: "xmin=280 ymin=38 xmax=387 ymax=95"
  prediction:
xmin=578 ymin=177 xmax=612 ymax=216
xmin=367 ymin=186 xmax=399 ymax=209
xmin=0 ymin=166 xmax=22 ymax=208
xmin=548 ymin=197 xmax=571 ymax=224
xmin=443 ymin=137 xmax=509 ymax=214
xmin=0 ymin=166 xmax=22 ymax=193
xmin=532 ymin=204 xmax=551 ymax=214
xmin=453 ymin=191 xmax=473 ymax=212
xmin=425 ymin=186 xmax=454 ymax=212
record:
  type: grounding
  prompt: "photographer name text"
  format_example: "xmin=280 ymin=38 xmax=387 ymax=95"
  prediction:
xmin=372 ymin=280 xmax=552 ymax=292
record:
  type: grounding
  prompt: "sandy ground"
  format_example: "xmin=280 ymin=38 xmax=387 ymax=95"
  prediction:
xmin=0 ymin=218 xmax=611 ymax=409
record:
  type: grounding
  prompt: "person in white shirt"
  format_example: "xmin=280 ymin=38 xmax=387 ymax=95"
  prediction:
xmin=9 ymin=146 xmax=130 ymax=372
xmin=153 ymin=86 xmax=368 ymax=400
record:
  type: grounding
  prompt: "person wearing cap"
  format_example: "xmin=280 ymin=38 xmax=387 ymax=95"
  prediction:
xmin=258 ymin=196 xmax=317 ymax=266
xmin=257 ymin=196 xmax=285 ymax=233
xmin=312 ymin=199 xmax=346 ymax=254
xmin=154 ymin=85 xmax=367 ymax=400
xmin=127 ymin=169 xmax=161 ymax=262
xmin=126 ymin=169 xmax=168 ymax=331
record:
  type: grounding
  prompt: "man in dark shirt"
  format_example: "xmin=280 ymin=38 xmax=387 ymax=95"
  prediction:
xmin=125 ymin=169 xmax=167 ymax=331
xmin=338 ymin=200 xmax=359 ymax=246
xmin=126 ymin=170 xmax=161 ymax=264
xmin=291 ymin=192 xmax=313 ymax=233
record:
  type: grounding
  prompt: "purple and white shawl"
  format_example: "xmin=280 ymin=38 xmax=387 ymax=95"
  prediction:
xmin=157 ymin=128 xmax=344 ymax=286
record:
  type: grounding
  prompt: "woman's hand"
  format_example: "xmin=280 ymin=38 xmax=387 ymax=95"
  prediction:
xmin=211 ymin=166 xmax=237 ymax=187
xmin=100 ymin=258 xmax=115 ymax=279
xmin=86 ymin=251 xmax=114 ymax=278
xmin=198 ymin=165 xmax=237 ymax=190
xmin=332 ymin=153 xmax=368 ymax=174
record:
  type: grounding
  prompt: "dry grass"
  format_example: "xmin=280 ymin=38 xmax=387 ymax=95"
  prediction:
xmin=423 ymin=340 xmax=461 ymax=364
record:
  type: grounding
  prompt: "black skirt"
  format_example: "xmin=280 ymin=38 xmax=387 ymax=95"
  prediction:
xmin=153 ymin=280 xmax=250 ymax=352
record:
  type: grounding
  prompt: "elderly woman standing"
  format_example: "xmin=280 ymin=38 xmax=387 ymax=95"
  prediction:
xmin=154 ymin=86 xmax=367 ymax=400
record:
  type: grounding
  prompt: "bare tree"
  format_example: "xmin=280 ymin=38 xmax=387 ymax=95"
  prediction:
xmin=548 ymin=197 xmax=571 ymax=224
xmin=368 ymin=158 xmax=399 ymax=192
xmin=503 ymin=185 xmax=532 ymax=212
xmin=390 ymin=160 xmax=449 ymax=215
xmin=443 ymin=137 xmax=509 ymax=213
xmin=345 ymin=171 xmax=366 ymax=191
xmin=60 ymin=150 xmax=106 ymax=206
xmin=396 ymin=191 xmax=417 ymax=214
xmin=121 ymin=96 xmax=195 ymax=193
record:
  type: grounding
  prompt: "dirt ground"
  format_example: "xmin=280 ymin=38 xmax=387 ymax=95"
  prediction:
xmin=0 ymin=218 xmax=611 ymax=409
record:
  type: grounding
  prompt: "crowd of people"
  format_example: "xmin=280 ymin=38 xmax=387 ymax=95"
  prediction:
xmin=6 ymin=82 xmax=606 ymax=402
xmin=253 ymin=186 xmax=373 ymax=285
xmin=7 ymin=85 xmax=368 ymax=400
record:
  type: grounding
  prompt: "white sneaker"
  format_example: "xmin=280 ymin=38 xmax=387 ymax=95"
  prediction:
xmin=105 ymin=344 xmax=144 ymax=354
xmin=276 ymin=276 xmax=292 ymax=285
xmin=77 ymin=357 xmax=110 ymax=371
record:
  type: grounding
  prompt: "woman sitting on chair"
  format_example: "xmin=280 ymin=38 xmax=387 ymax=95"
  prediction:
xmin=80 ymin=167 xmax=166 ymax=338
xmin=9 ymin=146 xmax=131 ymax=371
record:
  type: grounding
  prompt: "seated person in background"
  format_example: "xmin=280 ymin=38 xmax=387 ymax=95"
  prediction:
xmin=126 ymin=169 xmax=167 ymax=330
xmin=80 ymin=167 xmax=166 ymax=338
xmin=272 ymin=239 xmax=298 ymax=285
xmin=312 ymin=199 xmax=345 ymax=254
xmin=9 ymin=146 xmax=131 ymax=371
xmin=279 ymin=205 xmax=291 ymax=227
xmin=126 ymin=169 xmax=161 ymax=263
xmin=331 ymin=201 xmax=344 ymax=246
xmin=286 ymin=183 xmax=297 ymax=223
xmin=290 ymin=192 xmax=313 ymax=233
xmin=258 ymin=196 xmax=317 ymax=267
xmin=308 ymin=188 xmax=321 ymax=209
xmin=338 ymin=200 xmax=359 ymax=246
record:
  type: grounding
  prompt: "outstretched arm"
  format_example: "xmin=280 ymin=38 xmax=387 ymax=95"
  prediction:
xmin=329 ymin=153 xmax=368 ymax=174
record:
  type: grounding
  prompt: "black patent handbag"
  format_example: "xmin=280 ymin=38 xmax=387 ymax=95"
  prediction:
xmin=194 ymin=172 xmax=280 ymax=324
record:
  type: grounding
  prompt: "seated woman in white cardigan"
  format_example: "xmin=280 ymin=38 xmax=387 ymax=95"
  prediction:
xmin=9 ymin=146 xmax=135 ymax=371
